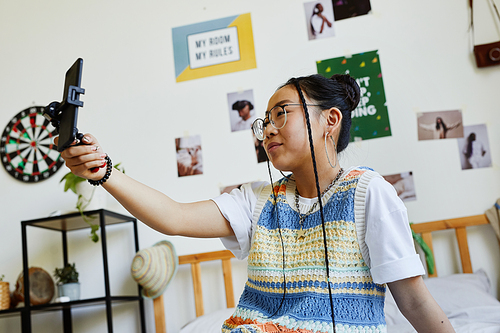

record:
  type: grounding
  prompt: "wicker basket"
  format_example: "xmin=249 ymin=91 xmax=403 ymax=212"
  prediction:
xmin=0 ymin=281 xmax=10 ymax=310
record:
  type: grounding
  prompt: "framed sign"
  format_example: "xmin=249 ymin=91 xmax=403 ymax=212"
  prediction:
xmin=172 ymin=13 xmax=256 ymax=82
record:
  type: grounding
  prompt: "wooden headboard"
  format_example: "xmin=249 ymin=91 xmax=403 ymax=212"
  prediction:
xmin=153 ymin=249 xmax=236 ymax=333
xmin=153 ymin=214 xmax=492 ymax=332
xmin=410 ymin=214 xmax=489 ymax=277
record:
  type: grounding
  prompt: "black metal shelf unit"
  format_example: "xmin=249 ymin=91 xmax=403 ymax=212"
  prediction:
xmin=4 ymin=209 xmax=146 ymax=333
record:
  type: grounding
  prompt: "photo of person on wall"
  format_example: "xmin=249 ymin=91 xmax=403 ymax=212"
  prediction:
xmin=382 ymin=171 xmax=417 ymax=202
xmin=175 ymin=135 xmax=203 ymax=177
xmin=417 ymin=110 xmax=463 ymax=140
xmin=304 ymin=1 xmax=335 ymax=40
xmin=458 ymin=124 xmax=492 ymax=170
xmin=253 ymin=133 xmax=268 ymax=163
xmin=333 ymin=0 xmax=372 ymax=21
xmin=228 ymin=89 xmax=256 ymax=132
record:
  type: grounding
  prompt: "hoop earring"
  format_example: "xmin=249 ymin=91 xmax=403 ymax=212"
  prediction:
xmin=325 ymin=134 xmax=337 ymax=169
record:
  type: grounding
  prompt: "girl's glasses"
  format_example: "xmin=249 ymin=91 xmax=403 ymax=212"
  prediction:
xmin=252 ymin=103 xmax=320 ymax=141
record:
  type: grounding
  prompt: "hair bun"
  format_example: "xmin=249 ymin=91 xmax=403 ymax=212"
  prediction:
xmin=331 ymin=74 xmax=360 ymax=111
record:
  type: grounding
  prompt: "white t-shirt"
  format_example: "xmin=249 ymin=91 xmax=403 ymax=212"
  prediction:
xmin=232 ymin=116 xmax=256 ymax=132
xmin=211 ymin=167 xmax=424 ymax=284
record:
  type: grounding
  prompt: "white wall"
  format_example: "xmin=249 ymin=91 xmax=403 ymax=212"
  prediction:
xmin=1 ymin=0 xmax=499 ymax=332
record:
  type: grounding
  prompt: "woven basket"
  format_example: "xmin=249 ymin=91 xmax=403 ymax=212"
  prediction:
xmin=0 ymin=281 xmax=10 ymax=310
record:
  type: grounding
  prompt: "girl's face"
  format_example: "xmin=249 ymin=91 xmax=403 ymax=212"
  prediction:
xmin=263 ymin=85 xmax=324 ymax=172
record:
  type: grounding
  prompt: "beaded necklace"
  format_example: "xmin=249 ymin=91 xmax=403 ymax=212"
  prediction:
xmin=294 ymin=168 xmax=344 ymax=240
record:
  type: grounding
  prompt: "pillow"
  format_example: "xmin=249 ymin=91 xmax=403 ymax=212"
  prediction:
xmin=423 ymin=269 xmax=499 ymax=315
xmin=180 ymin=307 xmax=235 ymax=333
xmin=384 ymin=269 xmax=500 ymax=326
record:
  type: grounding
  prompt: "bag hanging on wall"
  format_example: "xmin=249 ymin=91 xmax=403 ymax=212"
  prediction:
xmin=471 ymin=0 xmax=500 ymax=67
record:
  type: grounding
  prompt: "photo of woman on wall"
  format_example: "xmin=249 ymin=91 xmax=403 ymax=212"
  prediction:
xmin=304 ymin=1 xmax=335 ymax=40
xmin=417 ymin=110 xmax=463 ymax=140
xmin=458 ymin=124 xmax=492 ymax=170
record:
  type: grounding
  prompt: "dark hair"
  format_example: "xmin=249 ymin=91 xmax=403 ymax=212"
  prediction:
xmin=465 ymin=132 xmax=476 ymax=159
xmin=281 ymin=74 xmax=360 ymax=153
xmin=232 ymin=100 xmax=254 ymax=111
xmin=435 ymin=117 xmax=448 ymax=132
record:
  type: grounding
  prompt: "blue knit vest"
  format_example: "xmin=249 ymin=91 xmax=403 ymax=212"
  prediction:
xmin=222 ymin=167 xmax=386 ymax=333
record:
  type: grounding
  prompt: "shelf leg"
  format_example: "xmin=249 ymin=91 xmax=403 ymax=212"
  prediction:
xmin=21 ymin=223 xmax=31 ymax=333
xmin=63 ymin=307 xmax=72 ymax=333
xmin=100 ymin=211 xmax=113 ymax=332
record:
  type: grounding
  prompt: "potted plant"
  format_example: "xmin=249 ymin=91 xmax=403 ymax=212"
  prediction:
xmin=53 ymin=263 xmax=80 ymax=301
xmin=60 ymin=163 xmax=124 ymax=242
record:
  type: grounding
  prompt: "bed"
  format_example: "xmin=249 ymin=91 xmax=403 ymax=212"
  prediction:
xmin=154 ymin=214 xmax=500 ymax=333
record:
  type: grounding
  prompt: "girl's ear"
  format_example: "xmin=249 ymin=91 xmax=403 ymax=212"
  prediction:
xmin=324 ymin=107 xmax=343 ymax=136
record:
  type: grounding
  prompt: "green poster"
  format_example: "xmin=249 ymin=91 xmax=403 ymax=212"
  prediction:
xmin=316 ymin=50 xmax=391 ymax=142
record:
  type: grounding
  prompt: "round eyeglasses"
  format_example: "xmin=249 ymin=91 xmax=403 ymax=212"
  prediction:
xmin=252 ymin=103 xmax=320 ymax=141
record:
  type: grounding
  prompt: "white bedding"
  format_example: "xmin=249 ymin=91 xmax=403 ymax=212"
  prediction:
xmin=181 ymin=270 xmax=500 ymax=333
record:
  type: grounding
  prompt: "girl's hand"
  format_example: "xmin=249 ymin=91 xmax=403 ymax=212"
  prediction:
xmin=55 ymin=134 xmax=108 ymax=181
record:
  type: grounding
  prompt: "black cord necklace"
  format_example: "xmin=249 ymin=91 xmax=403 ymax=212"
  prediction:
xmin=295 ymin=80 xmax=337 ymax=333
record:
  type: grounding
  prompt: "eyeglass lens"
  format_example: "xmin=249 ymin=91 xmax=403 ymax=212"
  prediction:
xmin=252 ymin=105 xmax=289 ymax=141
xmin=252 ymin=119 xmax=265 ymax=141
xmin=270 ymin=105 xmax=288 ymax=129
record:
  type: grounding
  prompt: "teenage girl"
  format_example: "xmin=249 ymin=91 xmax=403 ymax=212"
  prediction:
xmin=57 ymin=74 xmax=454 ymax=333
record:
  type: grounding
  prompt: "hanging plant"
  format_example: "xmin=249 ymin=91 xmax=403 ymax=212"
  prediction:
xmin=60 ymin=163 xmax=125 ymax=242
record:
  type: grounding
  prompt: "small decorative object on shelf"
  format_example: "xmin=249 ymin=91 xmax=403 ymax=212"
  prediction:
xmin=12 ymin=267 xmax=54 ymax=307
xmin=54 ymin=263 xmax=80 ymax=301
xmin=0 ymin=275 xmax=9 ymax=310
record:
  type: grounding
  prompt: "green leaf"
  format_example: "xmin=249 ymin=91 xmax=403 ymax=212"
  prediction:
xmin=53 ymin=263 xmax=79 ymax=284
xmin=410 ymin=223 xmax=435 ymax=275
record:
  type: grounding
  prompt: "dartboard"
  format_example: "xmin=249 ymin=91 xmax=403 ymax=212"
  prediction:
xmin=0 ymin=106 xmax=64 ymax=183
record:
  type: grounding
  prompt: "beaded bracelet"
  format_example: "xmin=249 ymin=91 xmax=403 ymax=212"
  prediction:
xmin=88 ymin=155 xmax=112 ymax=186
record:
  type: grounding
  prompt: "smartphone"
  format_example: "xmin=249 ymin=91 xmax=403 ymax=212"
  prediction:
xmin=56 ymin=58 xmax=84 ymax=152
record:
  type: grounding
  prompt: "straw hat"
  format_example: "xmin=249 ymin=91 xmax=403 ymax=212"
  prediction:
xmin=485 ymin=198 xmax=500 ymax=240
xmin=131 ymin=240 xmax=178 ymax=299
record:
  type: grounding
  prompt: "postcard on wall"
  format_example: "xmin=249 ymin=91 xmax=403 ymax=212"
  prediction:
xmin=227 ymin=89 xmax=256 ymax=132
xmin=253 ymin=133 xmax=268 ymax=163
xmin=457 ymin=124 xmax=492 ymax=170
xmin=220 ymin=183 xmax=243 ymax=194
xmin=172 ymin=13 xmax=256 ymax=82
xmin=333 ymin=0 xmax=371 ymax=21
xmin=382 ymin=171 xmax=417 ymax=202
xmin=304 ymin=1 xmax=336 ymax=40
xmin=416 ymin=110 xmax=464 ymax=141
xmin=316 ymin=50 xmax=392 ymax=142
xmin=175 ymin=135 xmax=203 ymax=177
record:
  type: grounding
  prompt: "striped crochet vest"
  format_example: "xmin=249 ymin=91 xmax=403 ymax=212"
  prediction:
xmin=222 ymin=167 xmax=386 ymax=333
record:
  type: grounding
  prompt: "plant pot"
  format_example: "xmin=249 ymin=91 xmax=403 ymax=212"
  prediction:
xmin=76 ymin=182 xmax=107 ymax=211
xmin=57 ymin=283 xmax=80 ymax=301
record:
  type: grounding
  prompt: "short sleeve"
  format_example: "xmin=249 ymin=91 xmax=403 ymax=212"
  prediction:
xmin=211 ymin=181 xmax=268 ymax=260
xmin=359 ymin=175 xmax=425 ymax=284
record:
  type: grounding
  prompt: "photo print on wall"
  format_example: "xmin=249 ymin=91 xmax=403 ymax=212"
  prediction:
xmin=304 ymin=1 xmax=336 ymax=40
xmin=317 ymin=50 xmax=392 ymax=142
xmin=457 ymin=124 xmax=492 ymax=170
xmin=172 ymin=13 xmax=256 ymax=82
xmin=417 ymin=110 xmax=464 ymax=141
xmin=220 ymin=183 xmax=243 ymax=195
xmin=253 ymin=133 xmax=268 ymax=163
xmin=333 ymin=0 xmax=372 ymax=21
xmin=227 ymin=89 xmax=256 ymax=132
xmin=382 ymin=171 xmax=417 ymax=202
xmin=175 ymin=135 xmax=203 ymax=177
